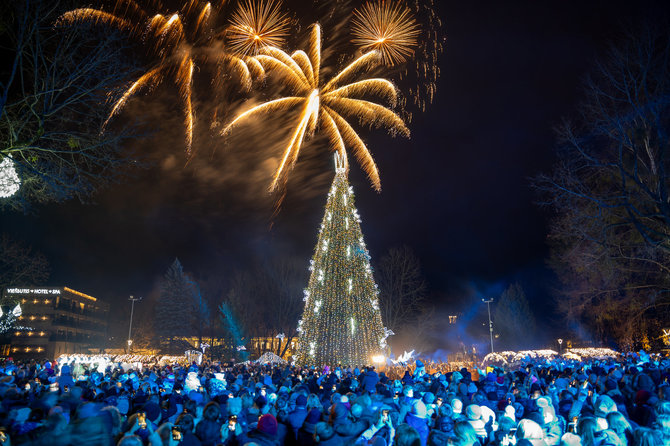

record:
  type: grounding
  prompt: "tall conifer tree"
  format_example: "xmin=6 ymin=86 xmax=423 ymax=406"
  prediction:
xmin=296 ymin=154 xmax=391 ymax=366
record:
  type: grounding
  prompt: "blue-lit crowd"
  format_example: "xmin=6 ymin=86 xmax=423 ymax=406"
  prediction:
xmin=0 ymin=355 xmax=669 ymax=446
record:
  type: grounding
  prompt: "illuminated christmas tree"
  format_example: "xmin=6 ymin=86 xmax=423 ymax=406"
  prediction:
xmin=295 ymin=154 xmax=392 ymax=366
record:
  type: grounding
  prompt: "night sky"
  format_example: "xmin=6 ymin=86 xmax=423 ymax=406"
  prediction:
xmin=4 ymin=0 xmax=669 ymax=344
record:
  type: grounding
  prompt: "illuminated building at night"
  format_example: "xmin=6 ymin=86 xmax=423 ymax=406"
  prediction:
xmin=2 ymin=287 xmax=109 ymax=358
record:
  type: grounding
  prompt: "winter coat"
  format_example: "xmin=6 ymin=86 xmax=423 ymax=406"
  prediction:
xmin=241 ymin=429 xmax=281 ymax=446
xmin=179 ymin=432 xmax=203 ymax=446
xmin=315 ymin=432 xmax=346 ymax=446
xmin=405 ymin=413 xmax=429 ymax=446
xmin=286 ymin=407 xmax=308 ymax=439
xmin=195 ymin=419 xmax=222 ymax=446
xmin=297 ymin=422 xmax=318 ymax=446
xmin=361 ymin=371 xmax=379 ymax=393
xmin=333 ymin=417 xmax=368 ymax=442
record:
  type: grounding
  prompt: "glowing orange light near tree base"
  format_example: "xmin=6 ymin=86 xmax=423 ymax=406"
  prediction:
xmin=221 ymin=24 xmax=409 ymax=192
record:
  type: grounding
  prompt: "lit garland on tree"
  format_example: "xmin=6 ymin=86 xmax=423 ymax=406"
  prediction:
xmin=295 ymin=154 xmax=391 ymax=366
xmin=0 ymin=157 xmax=21 ymax=198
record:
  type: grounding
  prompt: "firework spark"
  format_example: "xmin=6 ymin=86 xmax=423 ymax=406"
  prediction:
xmin=59 ymin=0 xmax=289 ymax=157
xmin=351 ymin=0 xmax=420 ymax=66
xmin=222 ymin=24 xmax=409 ymax=192
xmin=227 ymin=0 xmax=290 ymax=56
xmin=350 ymin=0 xmax=444 ymax=116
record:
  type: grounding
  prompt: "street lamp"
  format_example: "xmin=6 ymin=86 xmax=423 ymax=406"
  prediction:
xmin=482 ymin=298 xmax=494 ymax=354
xmin=127 ymin=295 xmax=142 ymax=353
xmin=557 ymin=338 xmax=563 ymax=354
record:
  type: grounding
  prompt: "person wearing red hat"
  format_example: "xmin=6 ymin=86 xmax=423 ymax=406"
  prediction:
xmin=239 ymin=413 xmax=281 ymax=445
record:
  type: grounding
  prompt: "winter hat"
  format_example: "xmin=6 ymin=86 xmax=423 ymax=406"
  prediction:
xmin=411 ymin=400 xmax=427 ymax=418
xmin=351 ymin=403 xmax=364 ymax=419
xmin=560 ymin=432 xmax=582 ymax=446
xmin=465 ymin=404 xmax=482 ymax=421
xmin=518 ymin=419 xmax=544 ymax=441
xmin=296 ymin=394 xmax=308 ymax=408
xmin=536 ymin=396 xmax=550 ymax=408
xmin=332 ymin=402 xmax=348 ymax=420
xmin=208 ymin=378 xmax=226 ymax=397
xmin=451 ymin=398 xmax=463 ymax=414
xmin=257 ymin=414 xmax=278 ymax=436
xmin=467 ymin=382 xmax=478 ymax=394
xmin=595 ymin=395 xmax=617 ymax=418
xmin=422 ymin=392 xmax=436 ymax=405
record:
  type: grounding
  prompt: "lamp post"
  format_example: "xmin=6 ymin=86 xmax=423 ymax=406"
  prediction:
xmin=127 ymin=295 xmax=141 ymax=354
xmin=557 ymin=338 xmax=563 ymax=354
xmin=482 ymin=298 xmax=494 ymax=354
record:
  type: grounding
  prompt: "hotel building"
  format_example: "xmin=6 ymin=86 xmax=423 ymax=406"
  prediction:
xmin=2 ymin=287 xmax=109 ymax=358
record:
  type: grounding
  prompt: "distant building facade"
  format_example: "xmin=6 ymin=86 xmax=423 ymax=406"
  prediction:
xmin=2 ymin=287 xmax=109 ymax=358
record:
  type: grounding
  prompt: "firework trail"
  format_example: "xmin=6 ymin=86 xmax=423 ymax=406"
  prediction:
xmin=221 ymin=24 xmax=409 ymax=192
xmin=59 ymin=0 xmax=290 ymax=157
xmin=351 ymin=0 xmax=444 ymax=118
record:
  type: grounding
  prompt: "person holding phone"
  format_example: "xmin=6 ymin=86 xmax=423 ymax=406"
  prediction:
xmin=220 ymin=415 xmax=242 ymax=445
xmin=356 ymin=407 xmax=395 ymax=445
xmin=173 ymin=413 xmax=201 ymax=446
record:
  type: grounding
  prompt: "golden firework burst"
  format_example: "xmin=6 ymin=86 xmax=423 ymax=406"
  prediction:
xmin=59 ymin=0 xmax=287 ymax=157
xmin=351 ymin=0 xmax=420 ymax=66
xmin=221 ymin=24 xmax=409 ymax=192
xmin=227 ymin=0 xmax=290 ymax=56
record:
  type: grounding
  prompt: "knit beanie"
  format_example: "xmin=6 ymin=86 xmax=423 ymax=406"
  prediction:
xmin=257 ymin=414 xmax=278 ymax=436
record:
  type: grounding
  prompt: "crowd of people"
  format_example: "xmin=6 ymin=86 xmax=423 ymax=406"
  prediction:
xmin=0 ymin=353 xmax=668 ymax=446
